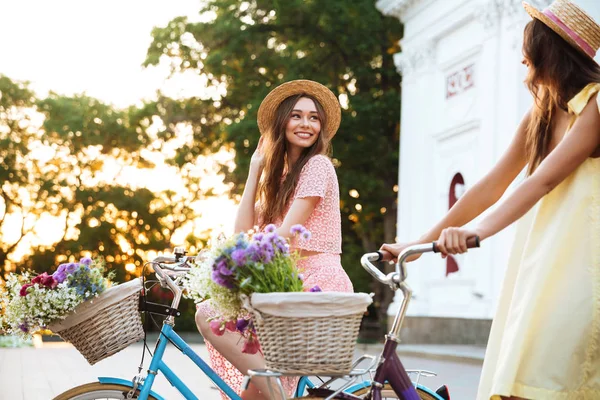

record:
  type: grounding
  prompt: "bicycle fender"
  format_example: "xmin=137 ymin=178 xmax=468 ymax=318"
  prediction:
xmin=98 ymin=377 xmax=166 ymax=400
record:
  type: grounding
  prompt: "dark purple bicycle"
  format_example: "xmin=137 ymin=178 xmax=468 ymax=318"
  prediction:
xmin=248 ymin=237 xmax=480 ymax=399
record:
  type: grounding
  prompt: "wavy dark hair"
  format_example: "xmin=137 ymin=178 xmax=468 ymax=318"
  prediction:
xmin=523 ymin=19 xmax=600 ymax=174
xmin=257 ymin=94 xmax=331 ymax=225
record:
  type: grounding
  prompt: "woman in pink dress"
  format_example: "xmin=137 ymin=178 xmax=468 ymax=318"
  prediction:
xmin=196 ymin=79 xmax=353 ymax=400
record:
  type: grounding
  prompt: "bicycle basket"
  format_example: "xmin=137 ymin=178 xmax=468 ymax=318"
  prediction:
xmin=48 ymin=278 xmax=144 ymax=365
xmin=246 ymin=292 xmax=372 ymax=375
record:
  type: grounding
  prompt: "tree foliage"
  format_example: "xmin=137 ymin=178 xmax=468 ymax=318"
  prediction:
xmin=0 ymin=76 xmax=211 ymax=283
xmin=144 ymin=0 xmax=402 ymax=328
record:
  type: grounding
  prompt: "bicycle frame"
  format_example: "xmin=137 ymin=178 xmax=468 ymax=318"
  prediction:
xmin=135 ymin=323 xmax=241 ymax=400
xmin=131 ymin=253 xmax=316 ymax=400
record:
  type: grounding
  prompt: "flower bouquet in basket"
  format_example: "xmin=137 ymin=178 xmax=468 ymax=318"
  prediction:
xmin=1 ymin=257 xmax=144 ymax=365
xmin=184 ymin=224 xmax=372 ymax=375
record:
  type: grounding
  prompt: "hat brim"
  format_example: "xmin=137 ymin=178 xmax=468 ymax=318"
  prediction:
xmin=257 ymin=80 xmax=341 ymax=140
xmin=523 ymin=1 xmax=596 ymax=61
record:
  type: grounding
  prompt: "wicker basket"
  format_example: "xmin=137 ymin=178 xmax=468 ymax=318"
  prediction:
xmin=48 ymin=279 xmax=144 ymax=365
xmin=245 ymin=292 xmax=372 ymax=376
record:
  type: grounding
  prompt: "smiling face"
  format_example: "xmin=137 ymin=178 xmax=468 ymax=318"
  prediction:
xmin=284 ymin=97 xmax=321 ymax=152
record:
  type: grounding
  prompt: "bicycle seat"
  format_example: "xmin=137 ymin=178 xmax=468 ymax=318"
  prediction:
xmin=436 ymin=384 xmax=450 ymax=400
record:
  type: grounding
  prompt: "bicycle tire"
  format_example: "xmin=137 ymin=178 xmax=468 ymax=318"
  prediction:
xmin=300 ymin=383 xmax=439 ymax=399
xmin=52 ymin=382 xmax=159 ymax=400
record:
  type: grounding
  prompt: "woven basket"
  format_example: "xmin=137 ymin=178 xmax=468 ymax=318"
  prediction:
xmin=246 ymin=292 xmax=372 ymax=376
xmin=48 ymin=279 xmax=144 ymax=365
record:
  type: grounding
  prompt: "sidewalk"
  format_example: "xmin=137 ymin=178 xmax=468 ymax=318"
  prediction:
xmin=0 ymin=339 xmax=483 ymax=399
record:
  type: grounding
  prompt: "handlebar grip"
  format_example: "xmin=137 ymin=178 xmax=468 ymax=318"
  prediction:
xmin=432 ymin=236 xmax=480 ymax=253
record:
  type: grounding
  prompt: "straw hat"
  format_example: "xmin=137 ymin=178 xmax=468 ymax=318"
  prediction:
xmin=523 ymin=0 xmax=600 ymax=60
xmin=257 ymin=80 xmax=341 ymax=139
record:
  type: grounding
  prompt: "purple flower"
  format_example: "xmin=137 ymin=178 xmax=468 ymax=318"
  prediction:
xmin=245 ymin=243 xmax=262 ymax=262
xmin=65 ymin=263 xmax=78 ymax=274
xmin=260 ymin=241 xmax=274 ymax=254
xmin=301 ymin=230 xmax=311 ymax=240
xmin=56 ymin=264 xmax=67 ymax=274
xmin=264 ymin=224 xmax=276 ymax=233
xmin=262 ymin=232 xmax=277 ymax=244
xmin=309 ymin=285 xmax=322 ymax=292
xmin=298 ymin=274 xmax=304 ymax=282
xmin=273 ymin=237 xmax=289 ymax=254
xmin=253 ymin=233 xmax=264 ymax=242
xmin=217 ymin=260 xmax=233 ymax=276
xmin=236 ymin=318 xmax=250 ymax=332
xmin=80 ymin=257 xmax=92 ymax=266
xmin=290 ymin=224 xmax=304 ymax=235
xmin=53 ymin=271 xmax=67 ymax=284
xmin=231 ymin=249 xmax=247 ymax=267
xmin=212 ymin=269 xmax=234 ymax=288
xmin=259 ymin=243 xmax=274 ymax=263
xmin=18 ymin=323 xmax=29 ymax=333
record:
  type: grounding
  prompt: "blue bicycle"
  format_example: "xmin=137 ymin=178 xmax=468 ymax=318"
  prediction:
xmin=53 ymin=241 xmax=474 ymax=399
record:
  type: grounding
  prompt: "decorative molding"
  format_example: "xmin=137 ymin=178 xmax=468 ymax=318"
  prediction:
xmin=432 ymin=119 xmax=480 ymax=140
xmin=476 ymin=0 xmax=551 ymax=29
xmin=376 ymin=0 xmax=424 ymax=22
xmin=393 ymin=41 xmax=436 ymax=76
xmin=446 ymin=64 xmax=475 ymax=98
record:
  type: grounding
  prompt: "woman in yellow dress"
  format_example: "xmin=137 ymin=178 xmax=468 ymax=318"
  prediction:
xmin=381 ymin=1 xmax=600 ymax=399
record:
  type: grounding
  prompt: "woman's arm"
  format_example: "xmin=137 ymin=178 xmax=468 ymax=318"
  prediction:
xmin=234 ymin=165 xmax=262 ymax=233
xmin=275 ymin=197 xmax=319 ymax=238
xmin=437 ymin=96 xmax=600 ymax=254
xmin=380 ymin=110 xmax=531 ymax=259
xmin=234 ymin=138 xmax=265 ymax=233
xmin=275 ymin=155 xmax=331 ymax=238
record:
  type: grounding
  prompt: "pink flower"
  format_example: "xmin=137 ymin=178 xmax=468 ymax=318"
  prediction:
xmin=30 ymin=272 xmax=57 ymax=289
xmin=19 ymin=283 xmax=33 ymax=297
xmin=40 ymin=273 xmax=58 ymax=289
xmin=209 ymin=319 xmax=225 ymax=336
xmin=31 ymin=274 xmax=44 ymax=285
xmin=225 ymin=320 xmax=237 ymax=332
xmin=241 ymin=334 xmax=261 ymax=355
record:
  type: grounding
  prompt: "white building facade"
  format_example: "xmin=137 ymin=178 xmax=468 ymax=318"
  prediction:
xmin=375 ymin=0 xmax=549 ymax=343
xmin=378 ymin=0 xmax=600 ymax=343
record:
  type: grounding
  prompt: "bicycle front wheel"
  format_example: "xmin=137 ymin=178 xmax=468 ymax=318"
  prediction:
xmin=53 ymin=382 xmax=159 ymax=400
xmin=301 ymin=383 xmax=439 ymax=399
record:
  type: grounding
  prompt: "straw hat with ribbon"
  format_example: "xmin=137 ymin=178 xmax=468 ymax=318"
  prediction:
xmin=257 ymin=80 xmax=341 ymax=140
xmin=523 ymin=0 xmax=600 ymax=61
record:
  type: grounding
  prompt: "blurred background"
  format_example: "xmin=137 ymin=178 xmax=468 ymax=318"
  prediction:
xmin=0 ymin=0 xmax=403 ymax=336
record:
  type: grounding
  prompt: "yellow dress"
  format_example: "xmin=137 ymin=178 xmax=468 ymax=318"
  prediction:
xmin=477 ymin=83 xmax=600 ymax=400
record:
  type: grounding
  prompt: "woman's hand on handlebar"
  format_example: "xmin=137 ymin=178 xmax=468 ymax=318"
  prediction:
xmin=379 ymin=241 xmax=423 ymax=263
xmin=435 ymin=227 xmax=480 ymax=257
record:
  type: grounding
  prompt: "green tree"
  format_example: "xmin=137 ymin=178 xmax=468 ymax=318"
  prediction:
xmin=0 ymin=76 xmax=210 ymax=283
xmin=144 ymin=0 xmax=402 ymax=332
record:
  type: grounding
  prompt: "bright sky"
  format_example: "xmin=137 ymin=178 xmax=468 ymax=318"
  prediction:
xmin=0 ymin=0 xmax=201 ymax=108
xmin=0 ymin=0 xmax=237 ymax=260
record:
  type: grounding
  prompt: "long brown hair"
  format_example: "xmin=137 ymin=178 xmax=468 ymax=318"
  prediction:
xmin=258 ymin=94 xmax=331 ymax=225
xmin=523 ymin=19 xmax=600 ymax=174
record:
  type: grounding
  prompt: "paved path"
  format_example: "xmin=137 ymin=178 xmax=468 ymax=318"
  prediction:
xmin=0 ymin=342 xmax=482 ymax=399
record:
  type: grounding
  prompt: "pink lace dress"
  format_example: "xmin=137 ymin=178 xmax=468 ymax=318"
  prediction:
xmin=197 ymin=155 xmax=353 ymax=398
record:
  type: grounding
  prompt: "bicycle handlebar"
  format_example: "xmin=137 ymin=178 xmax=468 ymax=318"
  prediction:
xmin=361 ymin=236 xmax=480 ymax=287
